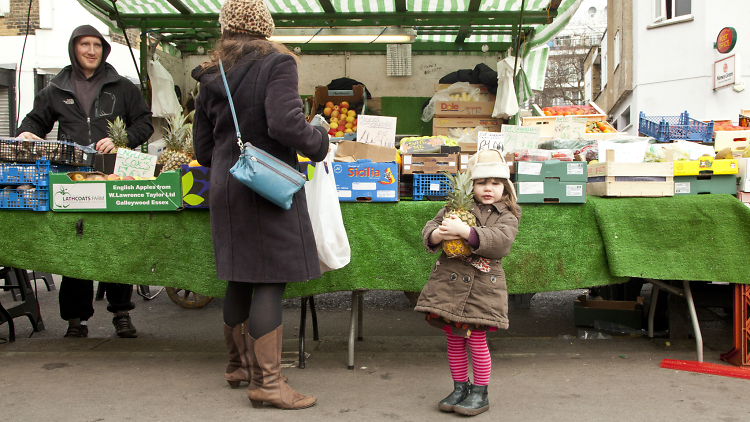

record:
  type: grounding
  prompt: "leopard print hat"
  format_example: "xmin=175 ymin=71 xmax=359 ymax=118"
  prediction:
xmin=219 ymin=0 xmax=275 ymax=38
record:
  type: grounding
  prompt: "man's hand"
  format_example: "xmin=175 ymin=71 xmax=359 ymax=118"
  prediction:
xmin=17 ymin=132 xmax=42 ymax=140
xmin=96 ymin=137 xmax=115 ymax=153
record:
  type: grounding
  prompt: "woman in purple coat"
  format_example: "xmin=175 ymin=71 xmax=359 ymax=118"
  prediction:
xmin=191 ymin=0 xmax=328 ymax=410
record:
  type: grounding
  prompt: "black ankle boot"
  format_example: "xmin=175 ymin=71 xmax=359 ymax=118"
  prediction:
xmin=438 ymin=381 xmax=470 ymax=412
xmin=454 ymin=384 xmax=489 ymax=416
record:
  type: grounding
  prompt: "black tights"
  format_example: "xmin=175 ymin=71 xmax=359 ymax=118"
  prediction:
xmin=223 ymin=281 xmax=286 ymax=339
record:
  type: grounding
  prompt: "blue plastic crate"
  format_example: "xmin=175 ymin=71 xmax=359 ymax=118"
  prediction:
xmin=639 ymin=111 xmax=714 ymax=143
xmin=0 ymin=187 xmax=49 ymax=211
xmin=0 ymin=159 xmax=91 ymax=187
xmin=412 ymin=173 xmax=451 ymax=201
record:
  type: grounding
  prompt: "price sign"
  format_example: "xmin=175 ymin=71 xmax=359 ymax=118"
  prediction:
xmin=113 ymin=149 xmax=157 ymax=178
xmin=554 ymin=116 xmax=587 ymax=140
xmin=501 ymin=125 xmax=540 ymax=153
xmin=356 ymin=115 xmax=397 ymax=148
xmin=477 ymin=132 xmax=505 ymax=153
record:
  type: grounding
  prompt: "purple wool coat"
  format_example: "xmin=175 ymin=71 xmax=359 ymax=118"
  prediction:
xmin=192 ymin=51 xmax=329 ymax=283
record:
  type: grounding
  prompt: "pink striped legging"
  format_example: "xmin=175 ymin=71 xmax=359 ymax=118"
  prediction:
xmin=446 ymin=331 xmax=491 ymax=386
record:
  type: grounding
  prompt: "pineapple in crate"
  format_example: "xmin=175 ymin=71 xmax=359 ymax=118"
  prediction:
xmin=107 ymin=116 xmax=130 ymax=153
xmin=157 ymin=112 xmax=194 ymax=172
xmin=441 ymin=171 xmax=476 ymax=258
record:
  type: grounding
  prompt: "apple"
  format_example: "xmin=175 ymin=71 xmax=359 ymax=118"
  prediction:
xmin=344 ymin=128 xmax=353 ymax=133
xmin=329 ymin=122 xmax=339 ymax=130
xmin=332 ymin=105 xmax=340 ymax=111
xmin=323 ymin=107 xmax=332 ymax=117
xmin=71 ymin=173 xmax=85 ymax=182
xmin=330 ymin=116 xmax=339 ymax=124
xmin=340 ymin=101 xmax=349 ymax=109
xmin=340 ymin=107 xmax=348 ymax=116
xmin=325 ymin=101 xmax=334 ymax=109
xmin=331 ymin=110 xmax=340 ymax=119
xmin=93 ymin=175 xmax=106 ymax=181
xmin=347 ymin=110 xmax=356 ymax=117
xmin=352 ymin=126 xmax=357 ymax=132
xmin=328 ymin=128 xmax=337 ymax=136
xmin=107 ymin=174 xmax=121 ymax=180
xmin=123 ymin=176 xmax=135 ymax=180
xmin=345 ymin=116 xmax=355 ymax=123
xmin=335 ymin=131 xmax=344 ymax=137
xmin=345 ymin=122 xmax=353 ymax=129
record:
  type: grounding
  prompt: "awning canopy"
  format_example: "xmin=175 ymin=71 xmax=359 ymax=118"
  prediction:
xmin=78 ymin=0 xmax=579 ymax=56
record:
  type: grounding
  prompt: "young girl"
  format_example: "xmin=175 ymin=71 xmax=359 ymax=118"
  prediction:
xmin=415 ymin=148 xmax=521 ymax=416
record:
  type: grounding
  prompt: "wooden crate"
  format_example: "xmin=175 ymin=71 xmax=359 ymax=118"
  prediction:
xmin=714 ymin=130 xmax=750 ymax=155
xmin=522 ymin=102 xmax=607 ymax=137
xmin=587 ymin=151 xmax=674 ymax=197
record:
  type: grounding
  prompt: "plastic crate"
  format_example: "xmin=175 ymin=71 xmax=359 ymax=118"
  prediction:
xmin=0 ymin=187 xmax=49 ymax=211
xmin=412 ymin=173 xmax=451 ymax=201
xmin=638 ymin=111 xmax=714 ymax=143
xmin=0 ymin=160 xmax=92 ymax=187
xmin=0 ymin=137 xmax=96 ymax=167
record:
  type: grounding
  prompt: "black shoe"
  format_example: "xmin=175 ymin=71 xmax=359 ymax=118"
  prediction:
xmin=64 ymin=325 xmax=88 ymax=338
xmin=113 ymin=315 xmax=138 ymax=338
xmin=454 ymin=384 xmax=489 ymax=416
xmin=438 ymin=381 xmax=470 ymax=412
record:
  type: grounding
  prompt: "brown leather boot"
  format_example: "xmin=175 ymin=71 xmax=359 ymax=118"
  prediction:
xmin=223 ymin=320 xmax=250 ymax=388
xmin=246 ymin=325 xmax=316 ymax=409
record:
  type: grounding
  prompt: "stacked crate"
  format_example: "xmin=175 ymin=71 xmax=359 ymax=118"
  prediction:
xmin=673 ymin=156 xmax=738 ymax=196
xmin=0 ymin=159 xmax=91 ymax=211
xmin=514 ymin=160 xmax=587 ymax=203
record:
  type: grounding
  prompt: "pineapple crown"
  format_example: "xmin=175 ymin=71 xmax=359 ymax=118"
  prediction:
xmin=443 ymin=171 xmax=475 ymax=211
xmin=163 ymin=112 xmax=192 ymax=153
xmin=106 ymin=116 xmax=129 ymax=148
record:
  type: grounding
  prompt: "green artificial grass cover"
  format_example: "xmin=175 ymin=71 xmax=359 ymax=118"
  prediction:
xmin=1 ymin=196 xmax=748 ymax=299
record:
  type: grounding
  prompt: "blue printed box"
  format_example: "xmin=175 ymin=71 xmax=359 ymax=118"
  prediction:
xmin=332 ymin=160 xmax=399 ymax=202
xmin=180 ymin=164 xmax=210 ymax=209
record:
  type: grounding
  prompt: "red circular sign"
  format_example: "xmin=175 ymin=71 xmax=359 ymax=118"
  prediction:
xmin=724 ymin=63 xmax=728 ymax=72
xmin=717 ymin=27 xmax=737 ymax=54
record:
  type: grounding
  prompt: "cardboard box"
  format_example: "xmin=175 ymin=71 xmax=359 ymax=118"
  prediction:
xmin=306 ymin=85 xmax=367 ymax=122
xmin=49 ymin=170 xmax=181 ymax=212
xmin=673 ymin=157 xmax=738 ymax=176
xmin=432 ymin=117 xmax=503 ymax=134
xmin=180 ymin=164 xmax=210 ymax=208
xmin=433 ymin=100 xmax=495 ymax=118
xmin=434 ymin=83 xmax=494 ymax=95
xmin=674 ymin=174 xmax=737 ymax=195
xmin=402 ymin=153 xmax=458 ymax=175
xmin=522 ymin=102 xmax=607 ymax=137
xmin=332 ymin=161 xmax=398 ymax=202
xmin=714 ymin=130 xmax=750 ymax=155
xmin=514 ymin=180 xmax=586 ymax=203
xmin=574 ymin=295 xmax=644 ymax=330
xmin=399 ymin=136 xmax=448 ymax=154
xmin=334 ymin=141 xmax=398 ymax=163
xmin=587 ymin=151 xmax=674 ymax=197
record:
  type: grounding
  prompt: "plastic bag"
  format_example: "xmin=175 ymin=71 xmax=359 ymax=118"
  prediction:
xmin=147 ymin=57 xmax=181 ymax=118
xmin=421 ymin=82 xmax=481 ymax=122
xmin=305 ymin=147 xmax=351 ymax=273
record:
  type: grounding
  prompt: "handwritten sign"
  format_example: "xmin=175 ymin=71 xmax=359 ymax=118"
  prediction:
xmin=500 ymin=125 xmax=540 ymax=153
xmin=356 ymin=115 xmax=397 ymax=148
xmin=113 ymin=149 xmax=157 ymax=178
xmin=477 ymin=132 xmax=504 ymax=153
xmin=554 ymin=116 xmax=587 ymax=139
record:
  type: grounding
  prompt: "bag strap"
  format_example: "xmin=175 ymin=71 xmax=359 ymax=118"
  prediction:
xmin=218 ymin=59 xmax=244 ymax=150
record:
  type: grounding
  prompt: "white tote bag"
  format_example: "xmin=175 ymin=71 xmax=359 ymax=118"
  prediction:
xmin=305 ymin=147 xmax=351 ymax=273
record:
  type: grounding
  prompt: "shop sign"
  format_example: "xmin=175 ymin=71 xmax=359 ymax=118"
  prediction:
xmin=714 ymin=55 xmax=735 ymax=89
xmin=716 ymin=27 xmax=737 ymax=54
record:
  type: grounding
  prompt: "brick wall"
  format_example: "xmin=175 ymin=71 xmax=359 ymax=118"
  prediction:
xmin=109 ymin=28 xmax=141 ymax=50
xmin=0 ymin=0 xmax=40 ymax=36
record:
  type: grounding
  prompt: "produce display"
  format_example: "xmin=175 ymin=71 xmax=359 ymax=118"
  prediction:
xmin=713 ymin=121 xmax=748 ymax=132
xmin=68 ymin=171 xmax=156 ymax=181
xmin=447 ymin=92 xmax=491 ymax=102
xmin=541 ymin=105 xmax=600 ymax=116
xmin=157 ymin=112 xmax=194 ymax=172
xmin=321 ymin=100 xmax=359 ymax=138
xmin=441 ymin=171 xmax=475 ymax=258
xmin=586 ymin=121 xmax=616 ymax=133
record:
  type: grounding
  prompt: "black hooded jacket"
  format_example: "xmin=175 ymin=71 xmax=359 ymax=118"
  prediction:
xmin=17 ymin=25 xmax=153 ymax=148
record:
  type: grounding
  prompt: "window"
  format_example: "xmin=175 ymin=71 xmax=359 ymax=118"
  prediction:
xmin=654 ymin=0 xmax=691 ymax=23
xmin=614 ymin=31 xmax=620 ymax=69
xmin=600 ymin=30 xmax=607 ymax=89
xmin=620 ymin=106 xmax=631 ymax=129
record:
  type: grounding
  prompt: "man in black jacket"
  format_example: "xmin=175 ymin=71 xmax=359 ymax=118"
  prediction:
xmin=17 ymin=25 xmax=153 ymax=338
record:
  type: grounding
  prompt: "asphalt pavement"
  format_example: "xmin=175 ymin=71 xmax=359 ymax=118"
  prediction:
xmin=1 ymin=275 xmax=748 ymax=422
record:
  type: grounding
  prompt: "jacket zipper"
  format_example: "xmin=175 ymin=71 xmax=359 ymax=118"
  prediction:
xmin=87 ymin=117 xmax=91 ymax=145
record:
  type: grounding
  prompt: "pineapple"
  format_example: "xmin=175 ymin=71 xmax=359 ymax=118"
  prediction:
xmin=157 ymin=112 xmax=193 ymax=172
xmin=441 ymin=171 xmax=476 ymax=258
xmin=107 ymin=117 xmax=130 ymax=153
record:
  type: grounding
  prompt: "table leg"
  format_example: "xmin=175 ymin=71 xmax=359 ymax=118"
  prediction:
xmin=299 ymin=297 xmax=308 ymax=369
xmin=357 ymin=291 xmax=364 ymax=341
xmin=683 ymin=280 xmax=703 ymax=363
xmin=648 ymin=285 xmax=660 ymax=338
xmin=348 ymin=291 xmax=358 ymax=370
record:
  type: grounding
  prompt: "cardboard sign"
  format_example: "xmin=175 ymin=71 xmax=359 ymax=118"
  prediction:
xmin=477 ymin=132 xmax=505 ymax=153
xmin=113 ymin=149 xmax=157 ymax=178
xmin=501 ymin=124 xmax=541 ymax=152
xmin=356 ymin=115 xmax=397 ymax=148
xmin=554 ymin=117 xmax=587 ymax=139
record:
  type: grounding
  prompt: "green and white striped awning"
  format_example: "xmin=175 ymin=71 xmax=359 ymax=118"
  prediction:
xmin=79 ymin=0 xmax=581 ymax=55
